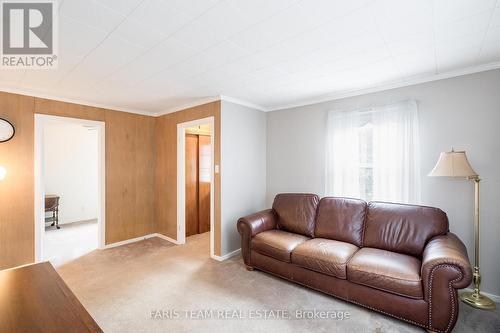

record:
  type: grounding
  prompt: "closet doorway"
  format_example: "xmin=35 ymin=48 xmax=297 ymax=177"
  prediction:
xmin=176 ymin=117 xmax=215 ymax=258
xmin=185 ymin=125 xmax=211 ymax=237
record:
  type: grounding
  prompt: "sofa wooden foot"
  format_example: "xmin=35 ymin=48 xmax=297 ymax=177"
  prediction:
xmin=245 ymin=265 xmax=254 ymax=271
xmin=426 ymin=329 xmax=438 ymax=333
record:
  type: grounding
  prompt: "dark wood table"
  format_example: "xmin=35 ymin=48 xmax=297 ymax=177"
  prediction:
xmin=45 ymin=195 xmax=60 ymax=229
xmin=0 ymin=262 xmax=102 ymax=332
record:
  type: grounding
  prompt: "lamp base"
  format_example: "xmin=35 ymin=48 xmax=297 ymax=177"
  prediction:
xmin=460 ymin=291 xmax=496 ymax=310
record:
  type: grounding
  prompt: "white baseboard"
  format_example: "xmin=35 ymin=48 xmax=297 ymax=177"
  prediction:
xmin=104 ymin=233 xmax=182 ymax=249
xmin=152 ymin=233 xmax=183 ymax=245
xmin=211 ymin=248 xmax=241 ymax=262
xmin=462 ymin=288 xmax=500 ymax=303
xmin=104 ymin=234 xmax=158 ymax=249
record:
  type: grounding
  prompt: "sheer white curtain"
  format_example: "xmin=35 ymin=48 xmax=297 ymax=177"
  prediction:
xmin=325 ymin=109 xmax=362 ymax=198
xmin=372 ymin=100 xmax=420 ymax=203
xmin=325 ymin=100 xmax=421 ymax=204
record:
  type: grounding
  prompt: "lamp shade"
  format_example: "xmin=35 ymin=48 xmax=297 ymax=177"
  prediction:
xmin=428 ymin=150 xmax=478 ymax=178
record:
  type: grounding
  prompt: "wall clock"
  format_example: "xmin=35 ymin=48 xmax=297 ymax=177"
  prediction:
xmin=0 ymin=118 xmax=15 ymax=142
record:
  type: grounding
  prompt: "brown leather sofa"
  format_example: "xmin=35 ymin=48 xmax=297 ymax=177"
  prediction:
xmin=237 ymin=194 xmax=472 ymax=333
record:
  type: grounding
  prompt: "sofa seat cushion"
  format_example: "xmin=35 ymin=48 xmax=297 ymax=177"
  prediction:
xmin=347 ymin=248 xmax=423 ymax=299
xmin=291 ymin=238 xmax=359 ymax=279
xmin=252 ymin=230 xmax=310 ymax=262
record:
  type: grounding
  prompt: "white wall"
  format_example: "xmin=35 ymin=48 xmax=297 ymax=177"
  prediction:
xmin=43 ymin=121 xmax=98 ymax=225
xmin=267 ymin=69 xmax=500 ymax=296
xmin=221 ymin=101 xmax=267 ymax=255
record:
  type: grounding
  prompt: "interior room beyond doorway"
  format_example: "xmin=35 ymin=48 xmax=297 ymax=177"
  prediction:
xmin=185 ymin=124 xmax=212 ymax=238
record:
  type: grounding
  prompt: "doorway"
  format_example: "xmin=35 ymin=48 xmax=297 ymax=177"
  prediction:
xmin=34 ymin=114 xmax=105 ymax=265
xmin=177 ymin=117 xmax=215 ymax=257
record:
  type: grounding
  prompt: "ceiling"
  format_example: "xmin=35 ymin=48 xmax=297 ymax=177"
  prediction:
xmin=1 ymin=0 xmax=499 ymax=115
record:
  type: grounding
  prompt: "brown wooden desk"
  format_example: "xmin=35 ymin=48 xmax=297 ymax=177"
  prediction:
xmin=0 ymin=262 xmax=102 ymax=332
xmin=45 ymin=195 xmax=60 ymax=229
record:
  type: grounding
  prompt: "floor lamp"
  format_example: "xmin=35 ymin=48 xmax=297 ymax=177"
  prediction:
xmin=429 ymin=149 xmax=495 ymax=310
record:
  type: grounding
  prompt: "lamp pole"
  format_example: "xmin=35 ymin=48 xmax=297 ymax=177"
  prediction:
xmin=459 ymin=176 xmax=495 ymax=309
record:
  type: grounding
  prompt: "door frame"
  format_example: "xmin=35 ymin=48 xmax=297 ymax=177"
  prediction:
xmin=34 ymin=114 xmax=106 ymax=262
xmin=177 ymin=116 xmax=215 ymax=257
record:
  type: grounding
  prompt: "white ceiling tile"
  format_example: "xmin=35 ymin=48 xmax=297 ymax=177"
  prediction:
xmin=250 ymin=66 xmax=289 ymax=81
xmin=60 ymin=0 xmax=125 ymax=33
xmin=478 ymin=26 xmax=500 ymax=63
xmin=214 ymin=56 xmax=272 ymax=78
xmin=374 ymin=0 xmax=433 ymax=42
xmin=291 ymin=44 xmax=391 ymax=79
xmin=490 ymin=6 xmax=500 ymax=28
xmin=298 ymin=0 xmax=372 ymax=23
xmin=103 ymin=37 xmax=197 ymax=85
xmin=436 ymin=32 xmax=483 ymax=58
xmin=0 ymin=70 xmax=26 ymax=86
xmin=437 ymin=46 xmax=481 ymax=73
xmin=393 ymin=49 xmax=436 ymax=77
xmin=387 ymin=33 xmax=434 ymax=56
xmin=433 ymin=0 xmax=497 ymax=23
xmin=163 ymin=0 xmax=221 ymax=19
xmin=95 ymin=0 xmax=143 ymax=15
xmin=435 ymin=11 xmax=492 ymax=43
xmin=59 ymin=36 xmax=146 ymax=86
xmin=18 ymin=55 xmax=83 ymax=88
xmin=129 ymin=0 xmax=193 ymax=36
xmin=9 ymin=1 xmax=500 ymax=113
xmin=156 ymin=40 xmax=249 ymax=80
xmin=484 ymin=25 xmax=500 ymax=43
xmin=319 ymin=5 xmax=380 ymax=43
xmin=112 ymin=19 xmax=166 ymax=49
xmin=229 ymin=3 xmax=319 ymax=53
xmin=58 ymin=15 xmax=108 ymax=58
xmin=231 ymin=0 xmax=297 ymax=22
xmin=171 ymin=1 xmax=255 ymax=51
xmin=252 ymin=28 xmax=332 ymax=64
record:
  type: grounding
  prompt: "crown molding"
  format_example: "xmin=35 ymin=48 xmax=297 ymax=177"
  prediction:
xmin=0 ymin=85 xmax=155 ymax=116
xmin=219 ymin=95 xmax=267 ymax=111
xmin=2 ymin=61 xmax=499 ymax=117
xmin=154 ymin=96 xmax=222 ymax=117
xmin=266 ymin=61 xmax=500 ymax=112
xmin=154 ymin=95 xmax=267 ymax=116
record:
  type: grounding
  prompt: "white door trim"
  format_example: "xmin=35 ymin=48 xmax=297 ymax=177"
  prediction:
xmin=177 ymin=116 xmax=215 ymax=258
xmin=34 ymin=114 xmax=106 ymax=262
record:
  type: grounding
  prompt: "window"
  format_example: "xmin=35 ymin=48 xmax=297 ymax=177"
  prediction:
xmin=325 ymin=100 xmax=421 ymax=204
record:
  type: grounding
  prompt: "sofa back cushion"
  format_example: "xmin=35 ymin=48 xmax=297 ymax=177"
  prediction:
xmin=315 ymin=197 xmax=367 ymax=246
xmin=364 ymin=202 xmax=449 ymax=258
xmin=272 ymin=193 xmax=319 ymax=237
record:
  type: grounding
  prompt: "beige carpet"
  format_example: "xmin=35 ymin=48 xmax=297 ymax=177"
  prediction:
xmin=57 ymin=233 xmax=500 ymax=333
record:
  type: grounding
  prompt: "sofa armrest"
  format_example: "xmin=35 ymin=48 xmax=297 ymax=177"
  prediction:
xmin=237 ymin=209 xmax=277 ymax=266
xmin=421 ymin=233 xmax=473 ymax=331
xmin=237 ymin=209 xmax=277 ymax=237
xmin=422 ymin=233 xmax=472 ymax=292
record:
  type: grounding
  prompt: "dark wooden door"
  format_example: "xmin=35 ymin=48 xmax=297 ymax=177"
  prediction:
xmin=185 ymin=134 xmax=211 ymax=237
xmin=198 ymin=135 xmax=211 ymax=233
xmin=185 ymin=134 xmax=199 ymax=237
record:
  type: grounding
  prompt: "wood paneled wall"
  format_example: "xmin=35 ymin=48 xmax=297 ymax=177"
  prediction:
xmin=0 ymin=92 xmax=156 ymax=269
xmin=0 ymin=92 xmax=35 ymax=269
xmin=105 ymin=110 xmax=156 ymax=244
xmin=155 ymin=101 xmax=222 ymax=256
